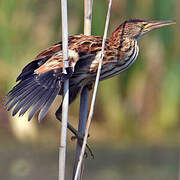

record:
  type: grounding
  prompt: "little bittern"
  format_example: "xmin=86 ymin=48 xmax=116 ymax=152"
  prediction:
xmin=5 ymin=19 xmax=175 ymax=127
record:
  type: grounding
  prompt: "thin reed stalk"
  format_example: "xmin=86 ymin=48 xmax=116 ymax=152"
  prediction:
xmin=74 ymin=1 xmax=112 ymax=179
xmin=73 ymin=0 xmax=93 ymax=179
xmin=59 ymin=0 xmax=69 ymax=180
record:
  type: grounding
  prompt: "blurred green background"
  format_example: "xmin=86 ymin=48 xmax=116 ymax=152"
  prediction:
xmin=0 ymin=0 xmax=179 ymax=179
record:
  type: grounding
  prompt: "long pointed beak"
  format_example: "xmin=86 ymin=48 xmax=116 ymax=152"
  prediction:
xmin=143 ymin=20 xmax=176 ymax=33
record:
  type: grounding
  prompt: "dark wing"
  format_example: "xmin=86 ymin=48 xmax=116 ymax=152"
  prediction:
xmin=16 ymin=43 xmax=62 ymax=81
xmin=5 ymin=69 xmax=65 ymax=122
xmin=54 ymin=54 xmax=96 ymax=121
xmin=5 ymin=43 xmax=73 ymax=122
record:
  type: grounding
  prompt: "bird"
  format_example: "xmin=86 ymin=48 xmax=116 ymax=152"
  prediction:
xmin=5 ymin=19 xmax=175 ymax=134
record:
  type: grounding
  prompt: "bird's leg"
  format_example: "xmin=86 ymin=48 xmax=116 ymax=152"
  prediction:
xmin=56 ymin=104 xmax=82 ymax=139
xmin=56 ymin=66 xmax=77 ymax=135
xmin=56 ymin=106 xmax=93 ymax=158
xmin=69 ymin=83 xmax=93 ymax=138
xmin=56 ymin=83 xmax=82 ymax=136
xmin=71 ymin=83 xmax=94 ymax=157
xmin=56 ymin=106 xmax=88 ymax=139
xmin=56 ymin=84 xmax=94 ymax=157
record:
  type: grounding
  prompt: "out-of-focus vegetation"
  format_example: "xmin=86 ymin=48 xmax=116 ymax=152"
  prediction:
xmin=0 ymin=0 xmax=179 ymax=145
xmin=0 ymin=0 xmax=179 ymax=179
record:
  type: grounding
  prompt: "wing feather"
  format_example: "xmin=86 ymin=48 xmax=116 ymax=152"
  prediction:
xmin=19 ymin=79 xmax=55 ymax=117
xmin=38 ymin=86 xmax=60 ymax=122
xmin=5 ymin=39 xmax=89 ymax=121
xmin=5 ymin=69 xmax=64 ymax=120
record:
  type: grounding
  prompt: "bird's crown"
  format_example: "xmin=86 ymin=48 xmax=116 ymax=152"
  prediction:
xmin=111 ymin=19 xmax=176 ymax=40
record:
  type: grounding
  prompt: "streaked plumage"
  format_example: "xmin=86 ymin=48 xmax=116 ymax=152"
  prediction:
xmin=5 ymin=19 xmax=175 ymax=122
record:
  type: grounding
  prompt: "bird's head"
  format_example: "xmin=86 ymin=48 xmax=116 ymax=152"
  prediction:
xmin=112 ymin=19 xmax=176 ymax=40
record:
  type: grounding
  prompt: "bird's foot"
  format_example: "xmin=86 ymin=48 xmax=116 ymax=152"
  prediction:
xmin=71 ymin=133 xmax=94 ymax=159
xmin=56 ymin=110 xmax=94 ymax=158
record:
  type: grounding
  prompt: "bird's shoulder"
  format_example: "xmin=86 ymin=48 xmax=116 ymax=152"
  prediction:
xmin=34 ymin=35 xmax=104 ymax=74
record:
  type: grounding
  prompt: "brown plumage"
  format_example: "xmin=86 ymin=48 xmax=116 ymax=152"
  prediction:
xmin=5 ymin=19 xmax=175 ymax=122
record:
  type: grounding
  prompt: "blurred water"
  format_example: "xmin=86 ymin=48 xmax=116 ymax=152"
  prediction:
xmin=0 ymin=133 xmax=179 ymax=180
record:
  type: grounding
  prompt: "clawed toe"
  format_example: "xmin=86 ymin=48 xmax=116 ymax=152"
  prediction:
xmin=71 ymin=133 xmax=94 ymax=158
